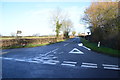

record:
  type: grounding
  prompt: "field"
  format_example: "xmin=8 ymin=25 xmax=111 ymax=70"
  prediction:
xmin=1 ymin=36 xmax=65 ymax=49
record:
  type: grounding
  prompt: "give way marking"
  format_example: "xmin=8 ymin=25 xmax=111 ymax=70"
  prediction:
xmin=69 ymin=48 xmax=84 ymax=54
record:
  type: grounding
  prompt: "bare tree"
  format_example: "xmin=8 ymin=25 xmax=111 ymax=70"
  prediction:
xmin=50 ymin=8 xmax=68 ymax=38
xmin=61 ymin=19 xmax=73 ymax=38
xmin=61 ymin=19 xmax=73 ymax=33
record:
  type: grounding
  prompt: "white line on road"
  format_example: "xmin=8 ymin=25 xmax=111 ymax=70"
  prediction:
xmin=52 ymin=48 xmax=59 ymax=52
xmin=3 ymin=57 xmax=13 ymax=60
xmin=52 ymin=57 xmax=57 ymax=59
xmin=45 ymin=51 xmax=52 ymax=56
xmin=63 ymin=61 xmax=77 ymax=64
xmin=32 ymin=58 xmax=43 ymax=61
xmin=81 ymin=65 xmax=98 ymax=68
xmin=43 ymin=61 xmax=57 ymax=65
xmin=102 ymin=64 xmax=119 ymax=67
xmin=64 ymin=43 xmax=69 ymax=46
xmin=82 ymin=46 xmax=91 ymax=50
xmin=82 ymin=62 xmax=97 ymax=66
xmin=48 ymin=55 xmax=54 ymax=57
xmin=78 ymin=43 xmax=83 ymax=46
xmin=27 ymin=61 xmax=40 ymax=63
xmin=14 ymin=59 xmax=25 ymax=62
xmin=47 ymin=60 xmax=60 ymax=63
xmin=69 ymin=48 xmax=84 ymax=54
xmin=45 ymin=48 xmax=59 ymax=56
xmin=61 ymin=63 xmax=75 ymax=67
xmin=81 ymin=62 xmax=98 ymax=68
xmin=104 ymin=67 xmax=120 ymax=70
xmin=59 ymin=52 xmax=63 ymax=54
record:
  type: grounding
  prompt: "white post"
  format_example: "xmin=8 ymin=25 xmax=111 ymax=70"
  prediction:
xmin=98 ymin=41 xmax=100 ymax=48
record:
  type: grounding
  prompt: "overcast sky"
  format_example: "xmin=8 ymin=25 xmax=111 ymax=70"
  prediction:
xmin=1 ymin=0 xmax=91 ymax=36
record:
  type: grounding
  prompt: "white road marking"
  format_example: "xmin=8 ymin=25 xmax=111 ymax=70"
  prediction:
xmin=44 ymin=48 xmax=59 ymax=56
xmin=69 ymin=48 xmax=84 ymax=54
xmin=2 ymin=51 xmax=9 ymax=54
xmin=14 ymin=59 xmax=25 ymax=62
xmin=59 ymin=52 xmax=63 ymax=54
xmin=63 ymin=61 xmax=77 ymax=64
xmin=43 ymin=61 xmax=57 ymax=65
xmin=82 ymin=62 xmax=97 ymax=66
xmin=47 ymin=60 xmax=59 ymax=63
xmin=52 ymin=57 xmax=57 ymax=59
xmin=48 ymin=55 xmax=54 ymax=57
xmin=78 ymin=43 xmax=83 ymax=46
xmin=82 ymin=46 xmax=91 ymax=50
xmin=53 ymin=52 xmax=56 ymax=54
xmin=104 ymin=67 xmax=120 ymax=70
xmin=3 ymin=57 xmax=13 ymax=60
xmin=81 ymin=62 xmax=97 ymax=68
xmin=61 ymin=63 xmax=75 ymax=67
xmin=102 ymin=64 xmax=119 ymax=67
xmin=33 ymin=58 xmax=42 ymax=61
xmin=27 ymin=61 xmax=40 ymax=63
xmin=39 ymin=54 xmax=46 ymax=56
xmin=42 ymin=57 xmax=50 ymax=60
xmin=64 ymin=43 xmax=69 ymax=46
xmin=52 ymin=48 xmax=59 ymax=52
xmin=45 ymin=51 xmax=52 ymax=56
xmin=81 ymin=65 xmax=97 ymax=68
xmin=102 ymin=64 xmax=120 ymax=70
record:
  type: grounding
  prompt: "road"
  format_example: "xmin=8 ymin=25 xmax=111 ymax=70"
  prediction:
xmin=1 ymin=37 xmax=120 ymax=78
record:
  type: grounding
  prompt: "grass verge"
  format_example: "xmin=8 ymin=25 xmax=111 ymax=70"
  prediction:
xmin=80 ymin=37 xmax=120 ymax=57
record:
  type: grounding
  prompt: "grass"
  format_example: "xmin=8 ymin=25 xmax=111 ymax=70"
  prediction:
xmin=1 ymin=39 xmax=66 ymax=49
xmin=80 ymin=37 xmax=120 ymax=57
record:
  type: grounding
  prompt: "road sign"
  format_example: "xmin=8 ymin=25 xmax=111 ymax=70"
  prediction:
xmin=69 ymin=48 xmax=84 ymax=54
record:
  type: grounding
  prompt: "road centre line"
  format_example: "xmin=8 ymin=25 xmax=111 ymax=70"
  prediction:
xmin=64 ymin=43 xmax=69 ymax=46
xmin=45 ymin=51 xmax=52 ymax=56
xmin=102 ymin=64 xmax=119 ymax=67
xmin=52 ymin=48 xmax=59 ymax=52
xmin=63 ymin=61 xmax=77 ymax=64
xmin=82 ymin=62 xmax=97 ymax=66
xmin=45 ymin=48 xmax=59 ymax=56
